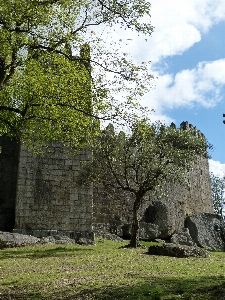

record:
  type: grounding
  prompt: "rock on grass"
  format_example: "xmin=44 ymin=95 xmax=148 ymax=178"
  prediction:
xmin=148 ymin=243 xmax=211 ymax=258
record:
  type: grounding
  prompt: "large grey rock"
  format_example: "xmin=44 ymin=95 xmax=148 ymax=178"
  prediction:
xmin=76 ymin=237 xmax=95 ymax=246
xmin=94 ymin=224 xmax=124 ymax=242
xmin=122 ymin=222 xmax=161 ymax=240
xmin=40 ymin=236 xmax=56 ymax=244
xmin=143 ymin=201 xmax=174 ymax=239
xmin=139 ymin=222 xmax=161 ymax=240
xmin=148 ymin=243 xmax=211 ymax=258
xmin=95 ymin=232 xmax=124 ymax=242
xmin=40 ymin=235 xmax=77 ymax=245
xmin=54 ymin=235 xmax=77 ymax=244
xmin=0 ymin=231 xmax=40 ymax=249
xmin=170 ymin=228 xmax=196 ymax=246
xmin=185 ymin=213 xmax=225 ymax=251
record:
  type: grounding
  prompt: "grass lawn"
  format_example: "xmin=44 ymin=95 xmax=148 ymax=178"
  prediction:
xmin=0 ymin=239 xmax=225 ymax=299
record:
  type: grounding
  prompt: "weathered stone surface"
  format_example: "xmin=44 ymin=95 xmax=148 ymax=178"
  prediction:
xmin=93 ymin=223 xmax=124 ymax=240
xmin=94 ymin=123 xmax=213 ymax=239
xmin=185 ymin=213 xmax=225 ymax=251
xmin=0 ymin=122 xmax=214 ymax=243
xmin=40 ymin=235 xmax=76 ymax=244
xmin=139 ymin=222 xmax=161 ymax=240
xmin=122 ymin=222 xmax=161 ymax=240
xmin=170 ymin=228 xmax=196 ymax=246
xmin=148 ymin=243 xmax=211 ymax=258
xmin=54 ymin=235 xmax=76 ymax=244
xmin=40 ymin=236 xmax=56 ymax=244
xmin=14 ymin=143 xmax=93 ymax=241
xmin=94 ymin=230 xmax=124 ymax=242
xmin=0 ymin=231 xmax=40 ymax=249
xmin=0 ymin=231 xmax=95 ymax=248
xmin=76 ymin=237 xmax=95 ymax=246
xmin=142 ymin=201 xmax=174 ymax=239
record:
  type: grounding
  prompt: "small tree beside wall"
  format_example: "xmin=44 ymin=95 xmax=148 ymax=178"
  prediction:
xmin=78 ymin=120 xmax=210 ymax=248
xmin=210 ymin=172 xmax=225 ymax=219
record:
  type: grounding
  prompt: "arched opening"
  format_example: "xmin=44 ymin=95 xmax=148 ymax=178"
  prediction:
xmin=0 ymin=136 xmax=20 ymax=232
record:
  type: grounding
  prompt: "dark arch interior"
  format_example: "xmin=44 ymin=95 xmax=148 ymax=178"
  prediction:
xmin=0 ymin=136 xmax=20 ymax=232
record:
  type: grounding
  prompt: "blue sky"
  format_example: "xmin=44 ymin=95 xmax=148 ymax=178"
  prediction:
xmin=95 ymin=0 xmax=225 ymax=176
xmin=160 ymin=21 xmax=225 ymax=164
xmin=120 ymin=0 xmax=225 ymax=176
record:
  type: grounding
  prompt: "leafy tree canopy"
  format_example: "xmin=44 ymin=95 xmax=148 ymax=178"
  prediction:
xmin=210 ymin=172 xmax=225 ymax=218
xmin=0 ymin=0 xmax=154 ymax=149
xmin=78 ymin=120 xmax=210 ymax=247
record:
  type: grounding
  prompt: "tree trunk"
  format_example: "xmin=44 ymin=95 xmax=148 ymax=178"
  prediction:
xmin=130 ymin=197 xmax=141 ymax=248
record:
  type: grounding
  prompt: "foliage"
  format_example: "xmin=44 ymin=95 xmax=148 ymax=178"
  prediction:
xmin=0 ymin=240 xmax=225 ymax=299
xmin=78 ymin=120 xmax=210 ymax=247
xmin=210 ymin=172 xmax=225 ymax=218
xmin=0 ymin=0 xmax=154 ymax=149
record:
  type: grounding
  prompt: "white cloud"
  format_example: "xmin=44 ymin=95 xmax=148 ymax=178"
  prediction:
xmin=147 ymin=1 xmax=201 ymax=61
xmin=150 ymin=0 xmax=225 ymax=59
xmin=90 ymin=0 xmax=225 ymax=135
xmin=90 ymin=0 xmax=225 ymax=67
xmin=209 ymin=159 xmax=225 ymax=177
xmin=147 ymin=111 xmax=175 ymax=125
xmin=93 ymin=0 xmax=225 ymax=66
xmin=117 ymin=0 xmax=225 ymax=64
xmin=141 ymin=59 xmax=225 ymax=115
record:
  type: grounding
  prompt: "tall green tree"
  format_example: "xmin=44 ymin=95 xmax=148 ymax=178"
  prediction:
xmin=0 ymin=0 xmax=154 ymax=149
xmin=78 ymin=120 xmax=210 ymax=247
xmin=210 ymin=172 xmax=225 ymax=218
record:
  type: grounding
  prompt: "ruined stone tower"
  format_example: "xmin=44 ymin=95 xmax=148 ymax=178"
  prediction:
xmin=14 ymin=143 xmax=94 ymax=241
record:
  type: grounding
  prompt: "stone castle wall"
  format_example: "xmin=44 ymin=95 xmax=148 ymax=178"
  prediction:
xmin=142 ymin=155 xmax=213 ymax=237
xmin=93 ymin=123 xmax=213 ymax=239
xmin=0 ymin=121 xmax=214 ymax=240
xmin=93 ymin=155 xmax=213 ymax=238
xmin=14 ymin=143 xmax=94 ymax=241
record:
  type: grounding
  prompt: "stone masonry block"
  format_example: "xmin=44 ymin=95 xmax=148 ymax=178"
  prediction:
xmin=65 ymin=160 xmax=73 ymax=166
xmin=70 ymin=194 xmax=79 ymax=201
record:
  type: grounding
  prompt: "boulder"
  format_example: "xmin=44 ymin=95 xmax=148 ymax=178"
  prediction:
xmin=0 ymin=231 xmax=40 ymax=249
xmin=0 ymin=231 xmax=95 ymax=248
xmin=76 ymin=237 xmax=95 ymax=246
xmin=40 ymin=235 xmax=77 ymax=244
xmin=96 ymin=232 xmax=124 ymax=242
xmin=142 ymin=201 xmax=175 ymax=239
xmin=40 ymin=236 xmax=56 ymax=244
xmin=139 ymin=222 xmax=161 ymax=240
xmin=94 ymin=225 xmax=124 ymax=242
xmin=122 ymin=222 xmax=161 ymax=240
xmin=148 ymin=243 xmax=211 ymax=258
xmin=54 ymin=235 xmax=77 ymax=244
xmin=185 ymin=213 xmax=225 ymax=251
xmin=170 ymin=228 xmax=196 ymax=246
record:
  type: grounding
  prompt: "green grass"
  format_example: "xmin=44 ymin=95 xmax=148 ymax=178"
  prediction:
xmin=0 ymin=240 xmax=225 ymax=299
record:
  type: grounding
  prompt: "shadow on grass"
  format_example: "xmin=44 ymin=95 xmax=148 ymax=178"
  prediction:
xmin=75 ymin=277 xmax=225 ymax=300
xmin=0 ymin=246 xmax=93 ymax=260
xmin=1 ymin=276 xmax=225 ymax=300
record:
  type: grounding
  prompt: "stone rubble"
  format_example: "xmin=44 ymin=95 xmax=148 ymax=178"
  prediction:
xmin=0 ymin=231 xmax=40 ymax=249
xmin=148 ymin=243 xmax=211 ymax=258
xmin=185 ymin=213 xmax=225 ymax=251
xmin=0 ymin=231 xmax=95 ymax=249
xmin=170 ymin=227 xmax=196 ymax=246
